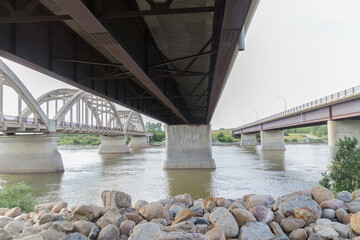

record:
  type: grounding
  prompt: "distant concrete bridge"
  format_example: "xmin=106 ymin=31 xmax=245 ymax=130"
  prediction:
xmin=0 ymin=60 xmax=152 ymax=174
xmin=232 ymin=85 xmax=360 ymax=165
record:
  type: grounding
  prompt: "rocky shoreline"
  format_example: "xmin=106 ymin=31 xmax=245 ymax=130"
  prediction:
xmin=1 ymin=186 xmax=360 ymax=240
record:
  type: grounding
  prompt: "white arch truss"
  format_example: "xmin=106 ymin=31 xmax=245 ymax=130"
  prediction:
xmin=0 ymin=59 xmax=148 ymax=136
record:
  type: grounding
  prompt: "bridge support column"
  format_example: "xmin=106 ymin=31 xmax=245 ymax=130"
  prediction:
xmin=98 ymin=135 xmax=130 ymax=154
xmin=328 ymin=120 xmax=360 ymax=165
xmin=0 ymin=134 xmax=64 ymax=173
xmin=241 ymin=133 xmax=258 ymax=146
xmin=129 ymin=136 xmax=150 ymax=148
xmin=260 ymin=130 xmax=286 ymax=151
xmin=163 ymin=124 xmax=216 ymax=169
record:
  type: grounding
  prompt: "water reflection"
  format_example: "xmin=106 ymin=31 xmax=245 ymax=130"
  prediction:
xmin=260 ymin=151 xmax=285 ymax=171
xmin=165 ymin=169 xmax=214 ymax=200
xmin=0 ymin=173 xmax=63 ymax=202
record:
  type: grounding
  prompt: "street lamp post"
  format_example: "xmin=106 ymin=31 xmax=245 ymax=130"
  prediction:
xmin=254 ymin=111 xmax=258 ymax=121
xmin=279 ymin=96 xmax=287 ymax=111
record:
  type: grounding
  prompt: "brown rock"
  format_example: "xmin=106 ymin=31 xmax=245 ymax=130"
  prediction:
xmin=351 ymin=212 xmax=360 ymax=234
xmin=274 ymin=211 xmax=285 ymax=224
xmin=294 ymin=207 xmax=320 ymax=225
xmin=249 ymin=206 xmax=274 ymax=223
xmin=0 ymin=208 xmax=9 ymax=216
xmin=230 ymin=208 xmax=256 ymax=226
xmin=124 ymin=213 xmax=143 ymax=224
xmin=216 ymin=198 xmax=231 ymax=209
xmin=101 ymin=190 xmax=131 ymax=209
xmin=204 ymin=197 xmax=218 ymax=211
xmin=343 ymin=213 xmax=353 ymax=224
xmin=51 ymin=202 xmax=68 ymax=214
xmin=119 ymin=220 xmax=135 ymax=236
xmin=289 ymin=228 xmax=307 ymax=240
xmin=154 ymin=232 xmax=210 ymax=240
xmin=73 ymin=220 xmax=96 ymax=236
xmin=205 ymin=227 xmax=225 ymax=240
xmin=310 ymin=186 xmax=334 ymax=204
xmin=4 ymin=207 xmax=22 ymax=218
xmin=139 ymin=202 xmax=168 ymax=221
xmin=320 ymin=199 xmax=344 ymax=210
xmin=280 ymin=218 xmax=305 ymax=232
xmin=72 ymin=205 xmax=101 ymax=221
xmin=172 ymin=209 xmax=193 ymax=225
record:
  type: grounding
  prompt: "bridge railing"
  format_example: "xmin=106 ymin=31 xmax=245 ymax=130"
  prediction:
xmin=3 ymin=115 xmax=43 ymax=124
xmin=237 ymin=85 xmax=360 ymax=130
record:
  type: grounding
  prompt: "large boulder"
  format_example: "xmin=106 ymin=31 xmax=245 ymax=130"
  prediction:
xmin=249 ymin=206 xmax=273 ymax=223
xmin=294 ymin=207 xmax=320 ymax=225
xmin=230 ymin=208 xmax=256 ymax=226
xmin=277 ymin=195 xmax=321 ymax=217
xmin=310 ymin=186 xmax=334 ymax=204
xmin=239 ymin=222 xmax=275 ymax=240
xmin=351 ymin=212 xmax=360 ymax=234
xmin=280 ymin=218 xmax=305 ymax=232
xmin=73 ymin=221 xmax=96 ymax=236
xmin=153 ymin=232 xmax=210 ymax=240
xmin=209 ymin=207 xmax=238 ymax=238
xmin=128 ymin=222 xmax=160 ymax=240
xmin=72 ymin=205 xmax=102 ymax=221
xmin=139 ymin=202 xmax=168 ymax=221
xmin=97 ymin=224 xmax=119 ymax=240
xmin=101 ymin=190 xmax=131 ymax=209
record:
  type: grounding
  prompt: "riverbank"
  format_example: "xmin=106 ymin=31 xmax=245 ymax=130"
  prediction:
xmin=0 ymin=186 xmax=359 ymax=240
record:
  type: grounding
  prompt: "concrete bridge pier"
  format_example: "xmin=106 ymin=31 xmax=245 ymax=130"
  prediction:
xmin=240 ymin=133 xmax=258 ymax=146
xmin=98 ymin=135 xmax=130 ymax=154
xmin=260 ymin=130 xmax=286 ymax=151
xmin=0 ymin=133 xmax=64 ymax=173
xmin=328 ymin=120 xmax=360 ymax=165
xmin=129 ymin=136 xmax=150 ymax=148
xmin=163 ymin=124 xmax=216 ymax=169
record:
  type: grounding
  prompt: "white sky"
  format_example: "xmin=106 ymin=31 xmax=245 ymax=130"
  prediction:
xmin=2 ymin=0 xmax=360 ymax=130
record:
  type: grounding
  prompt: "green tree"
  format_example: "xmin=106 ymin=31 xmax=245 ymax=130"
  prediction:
xmin=0 ymin=182 xmax=39 ymax=213
xmin=320 ymin=137 xmax=360 ymax=193
xmin=145 ymin=122 xmax=162 ymax=133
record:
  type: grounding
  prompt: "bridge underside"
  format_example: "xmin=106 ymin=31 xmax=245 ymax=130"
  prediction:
xmin=0 ymin=0 xmax=255 ymax=125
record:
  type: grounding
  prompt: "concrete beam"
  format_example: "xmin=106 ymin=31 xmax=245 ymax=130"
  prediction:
xmin=328 ymin=120 xmax=360 ymax=165
xmin=163 ymin=124 xmax=216 ymax=169
xmin=241 ymin=133 xmax=258 ymax=146
xmin=98 ymin=135 xmax=130 ymax=154
xmin=0 ymin=134 xmax=64 ymax=173
xmin=129 ymin=136 xmax=149 ymax=148
xmin=260 ymin=130 xmax=286 ymax=151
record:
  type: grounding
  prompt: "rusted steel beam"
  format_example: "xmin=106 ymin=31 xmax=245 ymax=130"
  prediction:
xmin=54 ymin=0 xmax=189 ymax=124
xmin=100 ymin=6 xmax=219 ymax=19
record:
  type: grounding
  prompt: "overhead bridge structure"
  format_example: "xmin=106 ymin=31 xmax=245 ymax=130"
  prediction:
xmin=232 ymin=85 xmax=360 ymax=165
xmin=0 ymin=60 xmax=152 ymax=174
xmin=0 ymin=0 xmax=260 ymax=169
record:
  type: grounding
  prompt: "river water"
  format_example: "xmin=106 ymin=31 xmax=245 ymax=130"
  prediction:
xmin=0 ymin=144 xmax=328 ymax=206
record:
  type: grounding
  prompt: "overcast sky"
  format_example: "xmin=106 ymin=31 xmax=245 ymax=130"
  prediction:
xmin=2 ymin=0 xmax=360 ymax=130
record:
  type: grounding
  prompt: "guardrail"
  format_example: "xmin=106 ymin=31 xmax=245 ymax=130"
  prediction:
xmin=235 ymin=85 xmax=360 ymax=130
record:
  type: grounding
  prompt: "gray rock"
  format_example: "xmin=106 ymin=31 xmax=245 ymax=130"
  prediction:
xmin=209 ymin=207 xmax=238 ymax=238
xmin=72 ymin=205 xmax=102 ymax=221
xmin=239 ymin=222 xmax=275 ymax=240
xmin=190 ymin=205 xmax=203 ymax=216
xmin=307 ymin=233 xmax=323 ymax=240
xmin=128 ymin=222 xmax=160 ymax=240
xmin=40 ymin=229 xmax=66 ymax=240
xmin=280 ymin=218 xmax=305 ymax=232
xmin=194 ymin=218 xmax=210 ymax=225
xmin=60 ymin=233 xmax=90 ymax=240
xmin=249 ymin=206 xmax=274 ymax=223
xmin=4 ymin=221 xmax=25 ymax=236
xmin=21 ymin=226 xmax=41 ymax=238
xmin=97 ymin=224 xmax=119 ymax=240
xmin=348 ymin=201 xmax=360 ymax=213
xmin=313 ymin=224 xmax=339 ymax=239
xmin=195 ymin=224 xmax=208 ymax=234
xmin=51 ymin=221 xmax=73 ymax=232
xmin=19 ymin=234 xmax=44 ymax=240
xmin=114 ymin=215 xmax=127 ymax=228
xmin=335 ymin=208 xmax=347 ymax=223
xmin=39 ymin=213 xmax=54 ymax=225
xmin=278 ymin=195 xmax=321 ymax=217
xmin=321 ymin=209 xmax=335 ymax=219
xmin=153 ymin=232 xmax=210 ymax=240
xmin=171 ymin=194 xmax=193 ymax=208
xmin=330 ymin=222 xmax=352 ymax=238
xmin=88 ymin=226 xmax=100 ymax=240
xmin=336 ymin=191 xmax=352 ymax=202
xmin=133 ymin=200 xmax=148 ymax=210
xmin=35 ymin=204 xmax=54 ymax=214
xmin=101 ymin=190 xmax=131 ymax=209
xmin=0 ymin=229 xmax=12 ymax=240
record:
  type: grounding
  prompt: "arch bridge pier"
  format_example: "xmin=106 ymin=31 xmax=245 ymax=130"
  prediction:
xmin=0 ymin=60 xmax=151 ymax=173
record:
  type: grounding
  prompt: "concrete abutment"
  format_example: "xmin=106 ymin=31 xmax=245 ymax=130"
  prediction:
xmin=328 ymin=119 xmax=360 ymax=166
xmin=0 ymin=134 xmax=64 ymax=173
xmin=129 ymin=136 xmax=150 ymax=148
xmin=240 ymin=133 xmax=258 ymax=146
xmin=98 ymin=135 xmax=130 ymax=154
xmin=163 ymin=124 xmax=216 ymax=169
xmin=260 ymin=130 xmax=286 ymax=151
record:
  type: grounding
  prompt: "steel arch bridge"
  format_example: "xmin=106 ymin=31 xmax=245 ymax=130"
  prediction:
xmin=0 ymin=60 xmax=148 ymax=136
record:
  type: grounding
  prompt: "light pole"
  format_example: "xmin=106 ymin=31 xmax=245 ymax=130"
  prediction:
xmin=253 ymin=111 xmax=258 ymax=121
xmin=279 ymin=96 xmax=287 ymax=111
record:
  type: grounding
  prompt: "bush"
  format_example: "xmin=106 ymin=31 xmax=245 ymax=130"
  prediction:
xmin=320 ymin=137 xmax=360 ymax=193
xmin=0 ymin=182 xmax=39 ymax=213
